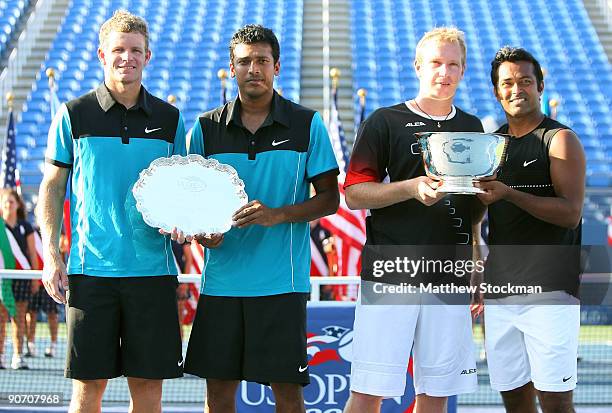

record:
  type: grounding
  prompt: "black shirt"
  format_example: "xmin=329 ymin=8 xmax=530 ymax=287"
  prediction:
xmin=345 ymin=102 xmax=484 ymax=246
xmin=485 ymin=117 xmax=582 ymax=297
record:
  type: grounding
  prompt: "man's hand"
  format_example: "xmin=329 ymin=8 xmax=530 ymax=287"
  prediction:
xmin=232 ymin=200 xmax=284 ymax=228
xmin=476 ymin=180 xmax=511 ymax=205
xmin=42 ymin=252 xmax=68 ymax=304
xmin=159 ymin=227 xmax=193 ymax=244
xmin=194 ymin=233 xmax=224 ymax=249
xmin=411 ymin=176 xmax=446 ymax=206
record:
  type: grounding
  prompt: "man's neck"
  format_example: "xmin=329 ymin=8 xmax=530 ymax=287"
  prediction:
xmin=105 ymin=81 xmax=141 ymax=109
xmin=238 ymin=92 xmax=274 ymax=134
xmin=239 ymin=91 xmax=273 ymax=117
xmin=506 ymin=111 xmax=545 ymax=138
xmin=413 ymin=95 xmax=453 ymax=116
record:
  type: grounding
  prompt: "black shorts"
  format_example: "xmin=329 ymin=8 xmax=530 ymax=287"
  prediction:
xmin=28 ymin=287 xmax=58 ymax=313
xmin=185 ymin=293 xmax=309 ymax=385
xmin=66 ymin=275 xmax=183 ymax=380
xmin=12 ymin=279 xmax=32 ymax=302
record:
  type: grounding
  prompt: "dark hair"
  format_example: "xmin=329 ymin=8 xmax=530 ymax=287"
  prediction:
xmin=1 ymin=188 xmax=26 ymax=221
xmin=490 ymin=46 xmax=544 ymax=92
xmin=229 ymin=24 xmax=280 ymax=63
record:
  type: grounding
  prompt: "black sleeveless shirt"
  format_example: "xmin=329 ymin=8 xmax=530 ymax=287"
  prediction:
xmin=485 ymin=117 xmax=581 ymax=297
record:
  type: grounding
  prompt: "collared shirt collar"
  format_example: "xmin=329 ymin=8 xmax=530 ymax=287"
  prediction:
xmin=95 ymin=83 xmax=153 ymax=116
xmin=225 ymin=90 xmax=291 ymax=129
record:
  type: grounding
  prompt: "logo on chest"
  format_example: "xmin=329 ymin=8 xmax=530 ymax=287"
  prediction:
xmin=405 ymin=121 xmax=427 ymax=127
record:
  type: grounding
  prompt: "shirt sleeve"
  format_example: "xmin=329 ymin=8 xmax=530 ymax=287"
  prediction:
xmin=344 ymin=109 xmax=389 ymax=188
xmin=187 ymin=119 xmax=205 ymax=156
xmin=172 ymin=112 xmax=187 ymax=156
xmin=45 ymin=103 xmax=73 ymax=168
xmin=306 ymin=112 xmax=340 ymax=181
xmin=22 ymin=221 xmax=34 ymax=236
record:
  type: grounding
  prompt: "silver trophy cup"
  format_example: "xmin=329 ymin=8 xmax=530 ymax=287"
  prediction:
xmin=416 ymin=132 xmax=510 ymax=194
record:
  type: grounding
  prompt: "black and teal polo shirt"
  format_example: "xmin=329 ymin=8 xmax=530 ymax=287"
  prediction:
xmin=188 ymin=92 xmax=339 ymax=296
xmin=45 ymin=83 xmax=187 ymax=277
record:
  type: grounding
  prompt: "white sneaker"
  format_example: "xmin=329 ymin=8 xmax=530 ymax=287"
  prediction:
xmin=25 ymin=341 xmax=36 ymax=357
xmin=11 ymin=355 xmax=29 ymax=370
xmin=45 ymin=343 xmax=56 ymax=358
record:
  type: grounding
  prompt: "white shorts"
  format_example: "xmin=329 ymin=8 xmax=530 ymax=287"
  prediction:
xmin=484 ymin=292 xmax=580 ymax=392
xmin=349 ymin=296 xmax=477 ymax=398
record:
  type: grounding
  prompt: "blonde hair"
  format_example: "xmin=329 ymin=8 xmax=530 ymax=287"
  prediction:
xmin=99 ymin=9 xmax=149 ymax=51
xmin=415 ymin=27 xmax=467 ymax=67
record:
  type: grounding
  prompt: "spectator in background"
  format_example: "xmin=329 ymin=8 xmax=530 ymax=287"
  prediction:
xmin=25 ymin=282 xmax=59 ymax=358
xmin=0 ymin=188 xmax=41 ymax=370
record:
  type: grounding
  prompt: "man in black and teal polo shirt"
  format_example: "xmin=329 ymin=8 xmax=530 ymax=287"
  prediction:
xmin=38 ymin=10 xmax=185 ymax=413
xmin=183 ymin=24 xmax=339 ymax=412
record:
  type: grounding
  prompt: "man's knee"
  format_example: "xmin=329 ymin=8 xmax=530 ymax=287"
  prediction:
xmin=500 ymin=382 xmax=537 ymax=413
xmin=70 ymin=379 xmax=108 ymax=412
xmin=537 ymin=390 xmax=575 ymax=413
xmin=270 ymin=383 xmax=304 ymax=412
xmin=127 ymin=377 xmax=162 ymax=397
xmin=414 ymin=394 xmax=447 ymax=413
xmin=206 ymin=379 xmax=240 ymax=411
xmin=344 ymin=391 xmax=383 ymax=413
xmin=127 ymin=378 xmax=163 ymax=413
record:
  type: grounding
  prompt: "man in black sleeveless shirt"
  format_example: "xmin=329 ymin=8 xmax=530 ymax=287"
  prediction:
xmin=477 ymin=47 xmax=585 ymax=413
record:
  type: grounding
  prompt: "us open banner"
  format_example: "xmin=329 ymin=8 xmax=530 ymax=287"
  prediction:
xmin=236 ymin=303 xmax=457 ymax=412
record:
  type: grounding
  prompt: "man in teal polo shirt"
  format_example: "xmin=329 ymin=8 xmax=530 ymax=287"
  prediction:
xmin=38 ymin=10 xmax=185 ymax=413
xmin=183 ymin=24 xmax=339 ymax=412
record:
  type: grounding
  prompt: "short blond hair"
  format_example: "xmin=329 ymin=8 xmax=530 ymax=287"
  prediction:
xmin=415 ymin=27 xmax=467 ymax=67
xmin=99 ymin=9 xmax=149 ymax=51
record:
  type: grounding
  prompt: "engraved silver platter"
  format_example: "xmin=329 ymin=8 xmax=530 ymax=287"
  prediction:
xmin=415 ymin=132 xmax=510 ymax=194
xmin=133 ymin=154 xmax=248 ymax=235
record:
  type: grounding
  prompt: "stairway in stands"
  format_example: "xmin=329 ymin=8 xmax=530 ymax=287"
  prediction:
xmin=300 ymin=0 xmax=355 ymax=140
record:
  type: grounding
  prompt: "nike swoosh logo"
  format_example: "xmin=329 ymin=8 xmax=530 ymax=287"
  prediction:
xmin=272 ymin=139 xmax=290 ymax=146
xmin=178 ymin=359 xmax=184 ymax=367
xmin=563 ymin=376 xmax=572 ymax=382
xmin=145 ymin=127 xmax=162 ymax=134
xmin=298 ymin=365 xmax=308 ymax=372
xmin=523 ymin=159 xmax=537 ymax=167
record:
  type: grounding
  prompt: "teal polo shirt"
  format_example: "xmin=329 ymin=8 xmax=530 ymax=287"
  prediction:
xmin=45 ymin=83 xmax=187 ymax=276
xmin=189 ymin=92 xmax=339 ymax=296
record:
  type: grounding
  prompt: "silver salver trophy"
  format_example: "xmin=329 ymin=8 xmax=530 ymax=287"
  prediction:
xmin=415 ymin=132 xmax=510 ymax=194
xmin=132 ymin=154 xmax=248 ymax=235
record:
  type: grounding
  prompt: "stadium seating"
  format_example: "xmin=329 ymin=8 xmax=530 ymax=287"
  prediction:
xmin=350 ymin=0 xmax=612 ymax=188
xmin=349 ymin=0 xmax=612 ymax=227
xmin=0 ymin=0 xmax=31 ymax=64
xmin=15 ymin=0 xmax=303 ymax=186
xmin=9 ymin=0 xmax=612 ymax=224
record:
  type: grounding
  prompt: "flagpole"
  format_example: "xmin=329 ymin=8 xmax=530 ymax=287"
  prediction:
xmin=46 ymin=67 xmax=55 ymax=91
xmin=217 ymin=69 xmax=227 ymax=105
xmin=4 ymin=91 xmax=12 ymax=135
xmin=167 ymin=94 xmax=176 ymax=106
xmin=1 ymin=92 xmax=13 ymax=173
xmin=357 ymin=88 xmax=367 ymax=125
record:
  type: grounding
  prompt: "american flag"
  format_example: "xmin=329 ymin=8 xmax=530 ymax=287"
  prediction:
xmin=1 ymin=109 xmax=17 ymax=188
xmin=319 ymin=87 xmax=366 ymax=300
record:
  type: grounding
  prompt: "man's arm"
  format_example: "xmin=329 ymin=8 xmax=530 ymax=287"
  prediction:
xmin=477 ymin=129 xmax=585 ymax=229
xmin=233 ymin=173 xmax=339 ymax=228
xmin=345 ymin=176 xmax=445 ymax=210
xmin=36 ymin=164 xmax=70 ymax=304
